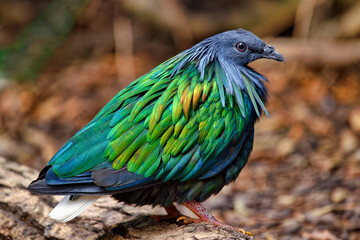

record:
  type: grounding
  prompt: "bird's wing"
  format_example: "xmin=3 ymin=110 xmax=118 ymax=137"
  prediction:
xmin=41 ymin=59 xmax=254 ymax=193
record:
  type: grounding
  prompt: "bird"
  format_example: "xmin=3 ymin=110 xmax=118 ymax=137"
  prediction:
xmin=28 ymin=28 xmax=284 ymax=235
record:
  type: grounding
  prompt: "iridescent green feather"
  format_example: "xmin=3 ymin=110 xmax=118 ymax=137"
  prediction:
xmin=48 ymin=53 xmax=262 ymax=185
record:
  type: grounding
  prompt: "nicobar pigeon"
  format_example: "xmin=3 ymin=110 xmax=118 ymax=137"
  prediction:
xmin=28 ymin=29 xmax=284 ymax=234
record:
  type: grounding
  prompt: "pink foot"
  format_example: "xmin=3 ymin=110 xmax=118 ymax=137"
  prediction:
xmin=180 ymin=201 xmax=253 ymax=237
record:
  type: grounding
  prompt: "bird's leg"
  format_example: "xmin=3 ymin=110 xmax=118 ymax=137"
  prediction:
xmin=178 ymin=201 xmax=252 ymax=236
xmin=152 ymin=203 xmax=182 ymax=222
xmin=164 ymin=204 xmax=182 ymax=218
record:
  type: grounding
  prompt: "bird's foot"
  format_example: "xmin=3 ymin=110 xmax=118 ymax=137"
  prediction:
xmin=181 ymin=201 xmax=253 ymax=237
xmin=176 ymin=215 xmax=252 ymax=236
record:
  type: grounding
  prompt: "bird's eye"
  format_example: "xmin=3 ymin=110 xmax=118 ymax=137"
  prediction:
xmin=236 ymin=42 xmax=247 ymax=52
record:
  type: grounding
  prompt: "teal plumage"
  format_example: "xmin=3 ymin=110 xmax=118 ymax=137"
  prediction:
xmin=28 ymin=29 xmax=284 ymax=220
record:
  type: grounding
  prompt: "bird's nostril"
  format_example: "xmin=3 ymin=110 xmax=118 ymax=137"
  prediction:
xmin=264 ymin=45 xmax=275 ymax=54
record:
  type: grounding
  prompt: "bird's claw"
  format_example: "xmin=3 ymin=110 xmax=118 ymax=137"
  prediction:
xmin=176 ymin=216 xmax=187 ymax=222
xmin=224 ymin=226 xmax=254 ymax=237
xmin=232 ymin=228 xmax=252 ymax=236
xmin=176 ymin=216 xmax=203 ymax=224
xmin=236 ymin=227 xmax=246 ymax=235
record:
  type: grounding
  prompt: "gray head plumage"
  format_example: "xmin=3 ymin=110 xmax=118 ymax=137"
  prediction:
xmin=172 ymin=29 xmax=284 ymax=118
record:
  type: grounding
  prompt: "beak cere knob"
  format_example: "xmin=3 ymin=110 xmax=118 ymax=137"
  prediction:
xmin=263 ymin=45 xmax=285 ymax=63
xmin=264 ymin=45 xmax=275 ymax=54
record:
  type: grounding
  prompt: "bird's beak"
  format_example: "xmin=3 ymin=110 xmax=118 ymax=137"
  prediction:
xmin=262 ymin=45 xmax=285 ymax=63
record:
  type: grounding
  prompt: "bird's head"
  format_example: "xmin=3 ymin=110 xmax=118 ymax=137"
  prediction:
xmin=174 ymin=28 xmax=284 ymax=78
xmin=208 ymin=29 xmax=285 ymax=66
xmin=173 ymin=29 xmax=285 ymax=118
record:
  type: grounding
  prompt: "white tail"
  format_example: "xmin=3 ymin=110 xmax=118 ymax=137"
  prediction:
xmin=49 ymin=195 xmax=101 ymax=222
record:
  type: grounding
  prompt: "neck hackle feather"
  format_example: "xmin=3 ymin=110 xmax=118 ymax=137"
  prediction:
xmin=168 ymin=38 xmax=270 ymax=118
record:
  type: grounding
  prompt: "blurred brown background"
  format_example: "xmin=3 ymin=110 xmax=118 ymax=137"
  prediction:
xmin=0 ymin=0 xmax=359 ymax=239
